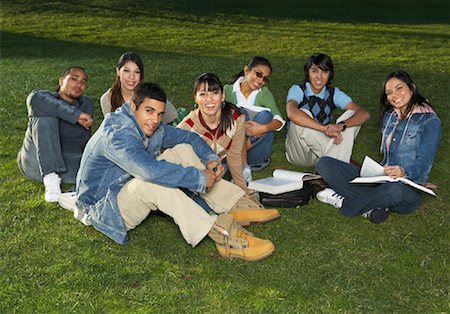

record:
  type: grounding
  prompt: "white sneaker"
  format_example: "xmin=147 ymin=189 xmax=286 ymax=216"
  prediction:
xmin=43 ymin=172 xmax=61 ymax=202
xmin=74 ymin=208 xmax=92 ymax=226
xmin=316 ymin=188 xmax=344 ymax=208
xmin=58 ymin=192 xmax=91 ymax=226
xmin=243 ymin=164 xmax=253 ymax=183
xmin=58 ymin=192 xmax=77 ymax=212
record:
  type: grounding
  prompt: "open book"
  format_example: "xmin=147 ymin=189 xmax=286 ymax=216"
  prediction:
xmin=248 ymin=169 xmax=321 ymax=195
xmin=350 ymin=156 xmax=436 ymax=196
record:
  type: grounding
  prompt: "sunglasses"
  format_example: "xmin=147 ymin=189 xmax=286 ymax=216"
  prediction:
xmin=249 ymin=66 xmax=270 ymax=83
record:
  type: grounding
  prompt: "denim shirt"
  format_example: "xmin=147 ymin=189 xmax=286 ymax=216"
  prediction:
xmin=380 ymin=109 xmax=441 ymax=184
xmin=26 ymin=90 xmax=93 ymax=154
xmin=76 ymin=103 xmax=220 ymax=244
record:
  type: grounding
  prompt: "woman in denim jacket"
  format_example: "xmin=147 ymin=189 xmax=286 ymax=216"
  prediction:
xmin=314 ymin=70 xmax=441 ymax=224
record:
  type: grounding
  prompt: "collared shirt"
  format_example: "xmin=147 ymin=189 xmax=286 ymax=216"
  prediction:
xmin=224 ymin=78 xmax=285 ymax=131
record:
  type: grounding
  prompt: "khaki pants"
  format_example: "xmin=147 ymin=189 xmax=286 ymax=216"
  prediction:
xmin=117 ymin=144 xmax=245 ymax=247
xmin=285 ymin=110 xmax=360 ymax=167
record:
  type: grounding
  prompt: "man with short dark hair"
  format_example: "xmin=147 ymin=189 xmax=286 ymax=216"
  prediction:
xmin=17 ymin=66 xmax=93 ymax=202
xmin=67 ymin=82 xmax=277 ymax=261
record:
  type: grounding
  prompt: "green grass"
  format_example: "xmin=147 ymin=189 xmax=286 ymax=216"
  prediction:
xmin=1 ymin=0 xmax=449 ymax=312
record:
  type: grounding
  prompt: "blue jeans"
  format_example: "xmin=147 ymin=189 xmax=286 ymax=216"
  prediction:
xmin=316 ymin=156 xmax=421 ymax=217
xmin=241 ymin=109 xmax=274 ymax=167
xmin=17 ymin=117 xmax=81 ymax=184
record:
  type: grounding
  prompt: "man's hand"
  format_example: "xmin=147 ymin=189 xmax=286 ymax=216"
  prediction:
xmin=323 ymin=124 xmax=343 ymax=145
xmin=384 ymin=165 xmax=405 ymax=179
xmin=245 ymin=121 xmax=265 ymax=138
xmin=206 ymin=160 xmax=224 ymax=181
xmin=203 ymin=168 xmax=217 ymax=192
xmin=78 ymin=112 xmax=93 ymax=129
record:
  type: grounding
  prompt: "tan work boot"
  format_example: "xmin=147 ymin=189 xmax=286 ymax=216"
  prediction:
xmin=230 ymin=193 xmax=280 ymax=226
xmin=229 ymin=209 xmax=280 ymax=226
xmin=209 ymin=213 xmax=275 ymax=261
xmin=232 ymin=193 xmax=264 ymax=209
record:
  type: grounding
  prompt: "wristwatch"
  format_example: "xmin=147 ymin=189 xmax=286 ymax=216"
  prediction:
xmin=338 ymin=121 xmax=347 ymax=131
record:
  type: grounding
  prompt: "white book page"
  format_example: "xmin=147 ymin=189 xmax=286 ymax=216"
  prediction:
xmin=272 ymin=169 xmax=320 ymax=181
xmin=273 ymin=169 xmax=308 ymax=181
xmin=360 ymin=156 xmax=384 ymax=177
xmin=351 ymin=158 xmax=437 ymax=196
xmin=399 ymin=178 xmax=436 ymax=196
xmin=248 ymin=177 xmax=303 ymax=194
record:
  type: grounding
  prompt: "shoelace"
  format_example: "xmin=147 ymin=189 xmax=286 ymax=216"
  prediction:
xmin=361 ymin=209 xmax=372 ymax=218
xmin=362 ymin=208 xmax=389 ymax=218
xmin=327 ymin=193 xmax=344 ymax=208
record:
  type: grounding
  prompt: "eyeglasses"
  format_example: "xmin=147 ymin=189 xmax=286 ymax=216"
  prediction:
xmin=249 ymin=66 xmax=270 ymax=83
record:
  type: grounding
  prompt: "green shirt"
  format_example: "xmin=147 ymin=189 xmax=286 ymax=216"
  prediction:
xmin=223 ymin=84 xmax=283 ymax=118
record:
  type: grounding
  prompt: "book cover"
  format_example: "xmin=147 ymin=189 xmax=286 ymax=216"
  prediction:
xmin=248 ymin=169 xmax=320 ymax=195
xmin=350 ymin=156 xmax=436 ymax=196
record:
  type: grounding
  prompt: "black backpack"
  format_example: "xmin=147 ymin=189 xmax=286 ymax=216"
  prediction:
xmin=259 ymin=182 xmax=314 ymax=208
xmin=297 ymin=83 xmax=336 ymax=124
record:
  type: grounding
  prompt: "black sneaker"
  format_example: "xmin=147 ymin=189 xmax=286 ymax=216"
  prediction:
xmin=250 ymin=158 xmax=271 ymax=172
xmin=362 ymin=208 xmax=390 ymax=224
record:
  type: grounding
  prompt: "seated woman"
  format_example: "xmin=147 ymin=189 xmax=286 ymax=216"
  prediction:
xmin=178 ymin=73 xmax=248 ymax=192
xmin=285 ymin=53 xmax=370 ymax=167
xmin=315 ymin=70 xmax=441 ymax=224
xmin=223 ymin=56 xmax=285 ymax=172
xmin=100 ymin=52 xmax=178 ymax=124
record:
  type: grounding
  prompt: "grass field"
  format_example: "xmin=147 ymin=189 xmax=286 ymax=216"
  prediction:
xmin=1 ymin=0 xmax=449 ymax=312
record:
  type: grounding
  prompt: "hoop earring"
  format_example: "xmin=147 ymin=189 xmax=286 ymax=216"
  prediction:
xmin=221 ymin=101 xmax=225 ymax=108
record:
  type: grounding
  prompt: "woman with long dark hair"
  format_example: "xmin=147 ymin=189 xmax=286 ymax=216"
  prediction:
xmin=178 ymin=73 xmax=248 ymax=191
xmin=224 ymin=56 xmax=285 ymax=173
xmin=100 ymin=52 xmax=177 ymax=123
xmin=315 ymin=70 xmax=441 ymax=224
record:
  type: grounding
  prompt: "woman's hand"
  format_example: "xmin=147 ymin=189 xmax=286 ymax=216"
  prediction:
xmin=384 ymin=165 xmax=405 ymax=179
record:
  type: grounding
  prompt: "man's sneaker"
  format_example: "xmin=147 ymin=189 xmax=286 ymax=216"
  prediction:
xmin=74 ymin=208 xmax=92 ymax=226
xmin=250 ymin=158 xmax=271 ymax=172
xmin=362 ymin=208 xmax=390 ymax=224
xmin=43 ymin=172 xmax=61 ymax=202
xmin=316 ymin=188 xmax=344 ymax=209
xmin=242 ymin=164 xmax=253 ymax=183
xmin=58 ymin=192 xmax=77 ymax=212
xmin=209 ymin=213 xmax=275 ymax=261
xmin=57 ymin=192 xmax=91 ymax=226
xmin=229 ymin=208 xmax=280 ymax=226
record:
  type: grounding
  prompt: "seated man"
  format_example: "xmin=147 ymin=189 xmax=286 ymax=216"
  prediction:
xmin=285 ymin=53 xmax=370 ymax=167
xmin=17 ymin=66 xmax=93 ymax=202
xmin=69 ymin=82 xmax=278 ymax=261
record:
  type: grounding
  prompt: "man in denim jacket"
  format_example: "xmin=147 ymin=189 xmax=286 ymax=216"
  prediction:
xmin=71 ymin=82 xmax=278 ymax=261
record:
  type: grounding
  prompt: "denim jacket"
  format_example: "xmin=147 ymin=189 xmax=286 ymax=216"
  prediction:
xmin=380 ymin=109 xmax=441 ymax=184
xmin=76 ymin=103 xmax=220 ymax=244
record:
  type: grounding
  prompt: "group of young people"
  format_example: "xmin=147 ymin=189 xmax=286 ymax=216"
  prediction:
xmin=17 ymin=52 xmax=441 ymax=261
